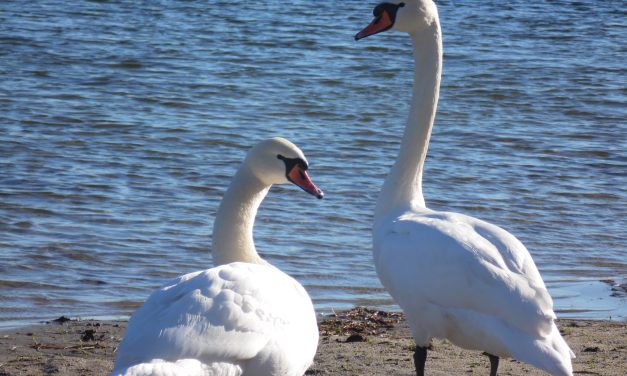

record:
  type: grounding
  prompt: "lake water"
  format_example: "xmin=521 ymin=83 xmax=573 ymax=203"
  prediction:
xmin=1 ymin=0 xmax=625 ymax=329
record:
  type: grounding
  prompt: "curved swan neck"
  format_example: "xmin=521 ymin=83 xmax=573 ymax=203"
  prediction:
xmin=211 ymin=164 xmax=269 ymax=266
xmin=375 ymin=21 xmax=442 ymax=221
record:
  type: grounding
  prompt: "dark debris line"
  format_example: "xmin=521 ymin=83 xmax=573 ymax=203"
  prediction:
xmin=319 ymin=307 xmax=404 ymax=338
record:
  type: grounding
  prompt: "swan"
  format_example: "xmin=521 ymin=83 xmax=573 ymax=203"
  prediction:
xmin=110 ymin=137 xmax=323 ymax=376
xmin=355 ymin=2 xmax=575 ymax=375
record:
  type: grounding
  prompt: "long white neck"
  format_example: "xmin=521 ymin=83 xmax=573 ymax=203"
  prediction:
xmin=211 ymin=164 xmax=269 ymax=266
xmin=374 ymin=21 xmax=442 ymax=221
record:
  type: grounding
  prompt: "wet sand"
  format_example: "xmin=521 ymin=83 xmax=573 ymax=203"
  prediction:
xmin=0 ymin=307 xmax=625 ymax=375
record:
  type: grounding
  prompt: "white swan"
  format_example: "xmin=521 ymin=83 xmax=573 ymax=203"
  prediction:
xmin=110 ymin=138 xmax=323 ymax=376
xmin=355 ymin=2 xmax=575 ymax=375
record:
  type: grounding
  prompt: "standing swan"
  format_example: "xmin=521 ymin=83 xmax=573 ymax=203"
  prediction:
xmin=355 ymin=2 xmax=574 ymax=375
xmin=111 ymin=138 xmax=323 ymax=376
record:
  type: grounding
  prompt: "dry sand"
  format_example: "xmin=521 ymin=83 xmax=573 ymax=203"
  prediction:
xmin=0 ymin=307 xmax=625 ymax=376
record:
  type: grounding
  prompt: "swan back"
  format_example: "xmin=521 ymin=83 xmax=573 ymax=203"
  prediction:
xmin=112 ymin=263 xmax=318 ymax=375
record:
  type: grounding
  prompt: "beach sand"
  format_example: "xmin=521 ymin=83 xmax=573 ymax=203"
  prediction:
xmin=1 ymin=307 xmax=625 ymax=375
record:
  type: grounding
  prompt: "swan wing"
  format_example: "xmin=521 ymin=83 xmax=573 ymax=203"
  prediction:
xmin=374 ymin=210 xmax=555 ymax=338
xmin=113 ymin=262 xmax=318 ymax=375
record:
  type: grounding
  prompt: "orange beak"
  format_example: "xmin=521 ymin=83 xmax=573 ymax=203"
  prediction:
xmin=288 ymin=165 xmax=324 ymax=199
xmin=355 ymin=9 xmax=395 ymax=40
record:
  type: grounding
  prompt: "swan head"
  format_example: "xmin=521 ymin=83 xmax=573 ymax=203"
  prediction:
xmin=355 ymin=0 xmax=438 ymax=40
xmin=245 ymin=137 xmax=324 ymax=199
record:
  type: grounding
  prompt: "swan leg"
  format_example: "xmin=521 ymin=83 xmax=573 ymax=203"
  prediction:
xmin=487 ymin=353 xmax=499 ymax=376
xmin=413 ymin=346 xmax=428 ymax=376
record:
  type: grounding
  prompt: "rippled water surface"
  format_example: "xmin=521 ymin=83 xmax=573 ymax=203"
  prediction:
xmin=1 ymin=0 xmax=626 ymax=328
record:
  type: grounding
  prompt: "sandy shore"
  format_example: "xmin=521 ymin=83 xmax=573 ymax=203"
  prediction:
xmin=1 ymin=307 xmax=625 ymax=375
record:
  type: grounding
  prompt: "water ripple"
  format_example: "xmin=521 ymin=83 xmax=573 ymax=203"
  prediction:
xmin=0 ymin=0 xmax=625 ymax=328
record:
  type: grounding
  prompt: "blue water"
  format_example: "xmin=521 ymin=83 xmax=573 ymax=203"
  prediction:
xmin=1 ymin=0 xmax=625 ymax=329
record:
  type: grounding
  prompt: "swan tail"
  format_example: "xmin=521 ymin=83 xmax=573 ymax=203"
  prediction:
xmin=508 ymin=323 xmax=574 ymax=376
xmin=109 ymin=359 xmax=243 ymax=376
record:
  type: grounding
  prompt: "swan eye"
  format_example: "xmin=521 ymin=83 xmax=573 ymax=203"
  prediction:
xmin=373 ymin=3 xmax=404 ymax=18
xmin=373 ymin=3 xmax=389 ymax=17
xmin=277 ymin=155 xmax=308 ymax=175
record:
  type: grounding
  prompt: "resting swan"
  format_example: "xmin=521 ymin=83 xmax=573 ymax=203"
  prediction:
xmin=355 ymin=1 xmax=574 ymax=375
xmin=110 ymin=138 xmax=323 ymax=376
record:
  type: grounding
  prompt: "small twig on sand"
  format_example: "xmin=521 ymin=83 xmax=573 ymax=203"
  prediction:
xmin=30 ymin=342 xmax=107 ymax=351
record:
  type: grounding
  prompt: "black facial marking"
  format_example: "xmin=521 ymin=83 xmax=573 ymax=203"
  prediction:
xmin=365 ymin=2 xmax=405 ymax=34
xmin=277 ymin=154 xmax=308 ymax=178
xmin=373 ymin=2 xmax=404 ymax=18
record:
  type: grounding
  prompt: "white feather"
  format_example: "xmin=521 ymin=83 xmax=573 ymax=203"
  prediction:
xmin=112 ymin=263 xmax=318 ymax=376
